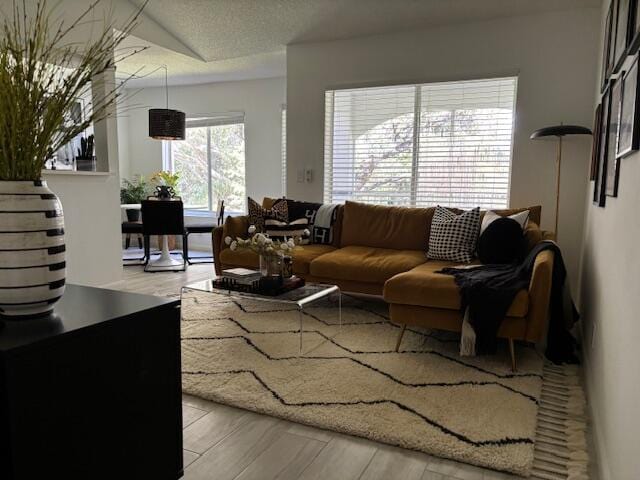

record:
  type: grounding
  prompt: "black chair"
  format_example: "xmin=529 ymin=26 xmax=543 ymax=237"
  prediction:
xmin=121 ymin=221 xmax=145 ymax=264
xmin=183 ymin=223 xmax=215 ymax=264
xmin=141 ymin=198 xmax=187 ymax=272
xmin=122 ymin=222 xmax=143 ymax=249
xmin=182 ymin=200 xmax=224 ymax=265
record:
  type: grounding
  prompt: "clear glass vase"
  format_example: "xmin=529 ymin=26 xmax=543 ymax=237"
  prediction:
xmin=259 ymin=254 xmax=282 ymax=277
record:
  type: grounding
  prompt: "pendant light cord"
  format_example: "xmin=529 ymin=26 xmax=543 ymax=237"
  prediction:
xmin=163 ymin=64 xmax=169 ymax=110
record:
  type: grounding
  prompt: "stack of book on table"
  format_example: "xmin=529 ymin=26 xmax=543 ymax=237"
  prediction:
xmin=221 ymin=268 xmax=262 ymax=285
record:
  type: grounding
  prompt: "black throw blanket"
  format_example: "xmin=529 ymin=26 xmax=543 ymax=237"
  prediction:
xmin=439 ymin=241 xmax=579 ymax=363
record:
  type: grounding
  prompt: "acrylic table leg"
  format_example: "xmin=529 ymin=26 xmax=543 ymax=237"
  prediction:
xmin=299 ymin=307 xmax=303 ymax=355
xmin=338 ymin=290 xmax=342 ymax=330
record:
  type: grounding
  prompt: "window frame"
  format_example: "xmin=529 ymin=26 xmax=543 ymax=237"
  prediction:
xmin=281 ymin=104 xmax=287 ymax=197
xmin=323 ymin=77 xmax=518 ymax=209
xmin=163 ymin=113 xmax=247 ymax=214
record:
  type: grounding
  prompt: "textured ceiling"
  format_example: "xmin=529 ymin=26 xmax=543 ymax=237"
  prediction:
xmin=129 ymin=0 xmax=601 ymax=62
xmin=117 ymin=35 xmax=285 ymax=87
xmin=118 ymin=0 xmax=601 ymax=85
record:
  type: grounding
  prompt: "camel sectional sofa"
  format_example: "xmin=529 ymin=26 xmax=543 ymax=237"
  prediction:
xmin=212 ymin=198 xmax=554 ymax=369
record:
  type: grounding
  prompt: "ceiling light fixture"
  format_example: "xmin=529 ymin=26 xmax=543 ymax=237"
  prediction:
xmin=149 ymin=65 xmax=185 ymax=140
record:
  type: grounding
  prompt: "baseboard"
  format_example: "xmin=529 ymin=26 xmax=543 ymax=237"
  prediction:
xmin=579 ymin=322 xmax=612 ymax=480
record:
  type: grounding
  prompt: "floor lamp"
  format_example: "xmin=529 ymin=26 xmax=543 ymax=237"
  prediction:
xmin=530 ymin=125 xmax=592 ymax=236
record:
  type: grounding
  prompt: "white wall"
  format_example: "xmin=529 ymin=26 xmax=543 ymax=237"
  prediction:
xmin=123 ymin=76 xmax=286 ymax=202
xmin=40 ymin=68 xmax=124 ymax=287
xmin=580 ymin=3 xmax=640 ymax=479
xmin=117 ymin=102 xmax=131 ymax=180
xmin=43 ymin=172 xmax=123 ymax=286
xmin=286 ymin=8 xmax=600 ymax=287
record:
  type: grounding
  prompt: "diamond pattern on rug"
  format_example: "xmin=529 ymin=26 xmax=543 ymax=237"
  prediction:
xmin=180 ymin=290 xmax=544 ymax=476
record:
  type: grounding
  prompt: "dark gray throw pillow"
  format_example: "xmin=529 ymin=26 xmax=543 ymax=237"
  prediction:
xmin=477 ymin=217 xmax=526 ymax=264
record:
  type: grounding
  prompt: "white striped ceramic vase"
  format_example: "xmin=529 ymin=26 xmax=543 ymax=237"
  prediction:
xmin=0 ymin=180 xmax=66 ymax=318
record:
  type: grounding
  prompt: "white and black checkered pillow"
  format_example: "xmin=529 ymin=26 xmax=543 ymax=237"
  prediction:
xmin=427 ymin=206 xmax=481 ymax=263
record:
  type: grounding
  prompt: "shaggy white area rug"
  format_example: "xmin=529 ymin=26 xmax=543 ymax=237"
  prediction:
xmin=180 ymin=290 xmax=587 ymax=478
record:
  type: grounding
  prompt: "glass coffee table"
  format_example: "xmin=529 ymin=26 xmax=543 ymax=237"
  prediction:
xmin=181 ymin=278 xmax=342 ymax=354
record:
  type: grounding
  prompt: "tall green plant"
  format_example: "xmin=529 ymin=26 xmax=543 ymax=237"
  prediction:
xmin=120 ymin=175 xmax=150 ymax=204
xmin=0 ymin=0 xmax=146 ymax=180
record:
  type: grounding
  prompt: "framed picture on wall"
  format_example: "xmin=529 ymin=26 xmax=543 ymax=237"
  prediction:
xmin=602 ymin=2 xmax=615 ymax=91
xmin=590 ymin=103 xmax=603 ymax=181
xmin=613 ymin=0 xmax=633 ymax=73
xmin=618 ymin=54 xmax=640 ymax=157
xmin=595 ymin=83 xmax=612 ymax=206
xmin=628 ymin=0 xmax=640 ymax=54
xmin=606 ymin=78 xmax=623 ymax=197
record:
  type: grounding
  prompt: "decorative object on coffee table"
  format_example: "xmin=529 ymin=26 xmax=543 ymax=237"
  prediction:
xmin=0 ymin=1 xmax=144 ymax=318
xmin=282 ymin=255 xmax=293 ymax=278
xmin=530 ymin=124 xmax=592 ymax=233
xmin=225 ymin=225 xmax=310 ymax=280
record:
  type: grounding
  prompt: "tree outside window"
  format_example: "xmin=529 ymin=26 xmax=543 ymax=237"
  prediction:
xmin=168 ymin=122 xmax=246 ymax=213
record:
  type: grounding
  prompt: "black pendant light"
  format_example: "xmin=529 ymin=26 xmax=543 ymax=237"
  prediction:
xmin=149 ymin=65 xmax=185 ymax=140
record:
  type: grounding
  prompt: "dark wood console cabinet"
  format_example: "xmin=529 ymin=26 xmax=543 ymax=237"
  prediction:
xmin=0 ymin=285 xmax=182 ymax=479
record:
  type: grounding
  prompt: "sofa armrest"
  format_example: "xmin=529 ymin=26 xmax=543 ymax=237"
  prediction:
xmin=525 ymin=249 xmax=554 ymax=342
xmin=212 ymin=226 xmax=224 ymax=275
xmin=212 ymin=215 xmax=250 ymax=275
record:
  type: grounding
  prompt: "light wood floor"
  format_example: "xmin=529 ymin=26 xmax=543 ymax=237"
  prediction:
xmin=110 ymin=263 xmax=523 ymax=480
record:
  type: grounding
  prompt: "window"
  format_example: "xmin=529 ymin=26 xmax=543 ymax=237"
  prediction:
xmin=281 ymin=105 xmax=287 ymax=196
xmin=165 ymin=115 xmax=246 ymax=213
xmin=324 ymin=77 xmax=517 ymax=209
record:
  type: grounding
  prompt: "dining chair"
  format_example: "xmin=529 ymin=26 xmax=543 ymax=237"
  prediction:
xmin=141 ymin=198 xmax=187 ymax=272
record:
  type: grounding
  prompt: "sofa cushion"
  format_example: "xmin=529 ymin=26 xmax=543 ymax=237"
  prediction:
xmin=310 ymin=246 xmax=427 ymax=284
xmin=340 ymin=201 xmax=435 ymax=251
xmin=222 ymin=215 xmax=249 ymax=242
xmin=383 ymin=261 xmax=529 ymax=317
xmin=524 ymin=221 xmax=543 ymax=252
xmin=220 ymin=244 xmax=336 ymax=275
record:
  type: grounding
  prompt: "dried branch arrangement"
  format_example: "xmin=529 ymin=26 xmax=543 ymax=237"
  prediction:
xmin=0 ymin=0 xmax=146 ymax=180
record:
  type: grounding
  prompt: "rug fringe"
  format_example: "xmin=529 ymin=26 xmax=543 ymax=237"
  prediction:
xmin=530 ymin=363 xmax=589 ymax=480
xmin=459 ymin=307 xmax=476 ymax=356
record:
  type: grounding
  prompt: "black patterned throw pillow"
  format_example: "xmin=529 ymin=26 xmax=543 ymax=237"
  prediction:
xmin=264 ymin=218 xmax=310 ymax=244
xmin=427 ymin=206 xmax=481 ymax=263
xmin=247 ymin=197 xmax=288 ymax=232
xmin=284 ymin=199 xmax=338 ymax=245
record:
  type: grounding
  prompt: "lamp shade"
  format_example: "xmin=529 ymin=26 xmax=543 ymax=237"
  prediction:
xmin=149 ymin=108 xmax=186 ymax=140
xmin=530 ymin=125 xmax=592 ymax=139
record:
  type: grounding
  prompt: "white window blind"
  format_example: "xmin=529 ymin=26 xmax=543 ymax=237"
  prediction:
xmin=324 ymin=77 xmax=517 ymax=209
